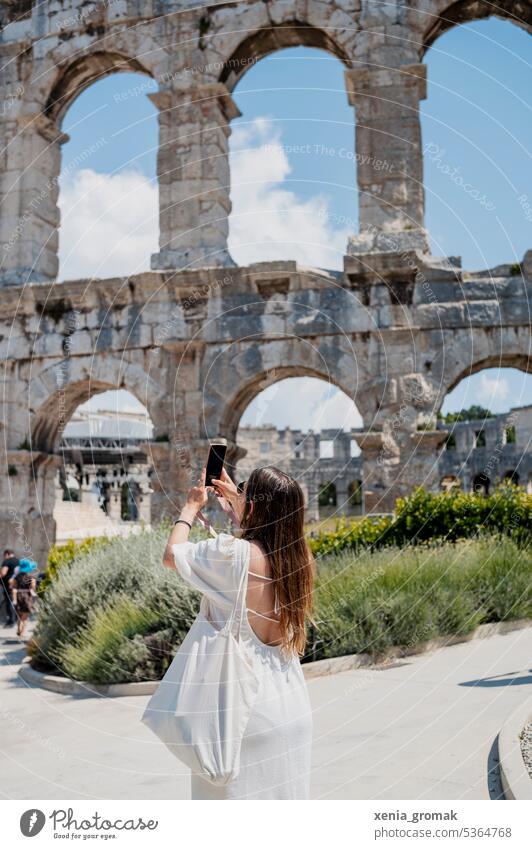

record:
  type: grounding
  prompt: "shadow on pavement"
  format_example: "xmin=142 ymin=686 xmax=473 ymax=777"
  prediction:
xmin=459 ymin=669 xmax=532 ymax=688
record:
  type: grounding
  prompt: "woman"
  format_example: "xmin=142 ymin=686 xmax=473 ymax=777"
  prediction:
xmin=10 ymin=558 xmax=37 ymax=639
xmin=162 ymin=465 xmax=315 ymax=800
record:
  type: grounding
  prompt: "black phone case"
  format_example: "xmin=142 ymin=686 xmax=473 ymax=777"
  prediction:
xmin=206 ymin=444 xmax=227 ymax=486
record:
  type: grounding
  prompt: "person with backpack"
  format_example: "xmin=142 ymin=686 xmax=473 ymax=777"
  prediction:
xmin=0 ymin=549 xmax=19 ymax=626
xmin=10 ymin=558 xmax=37 ymax=639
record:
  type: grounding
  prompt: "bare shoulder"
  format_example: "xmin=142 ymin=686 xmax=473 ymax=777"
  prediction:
xmin=247 ymin=540 xmax=271 ymax=579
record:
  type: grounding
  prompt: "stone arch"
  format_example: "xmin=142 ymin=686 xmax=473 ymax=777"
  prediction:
xmin=422 ymin=1 xmax=532 ymax=52
xmin=44 ymin=51 xmax=155 ymax=126
xmin=319 ymin=480 xmax=337 ymax=508
xmin=219 ymin=21 xmax=350 ymax=91
xmin=29 ymin=355 xmax=165 ymax=453
xmin=435 ymin=333 xmax=532 ymax=407
xmin=216 ymin=364 xmax=358 ymax=447
xmin=348 ymin=478 xmax=363 ymax=506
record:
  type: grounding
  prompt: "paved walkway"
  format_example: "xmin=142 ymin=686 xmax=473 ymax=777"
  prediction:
xmin=1 ymin=622 xmax=530 ymax=799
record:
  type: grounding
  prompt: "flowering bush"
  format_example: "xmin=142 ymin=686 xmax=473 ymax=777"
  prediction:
xmin=39 ymin=537 xmax=108 ymax=594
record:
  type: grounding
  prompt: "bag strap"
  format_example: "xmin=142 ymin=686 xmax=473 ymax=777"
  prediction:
xmin=224 ymin=537 xmax=250 ymax=638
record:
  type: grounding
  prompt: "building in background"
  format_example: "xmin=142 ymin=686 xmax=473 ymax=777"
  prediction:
xmin=238 ymin=405 xmax=532 ymax=522
xmin=54 ymin=409 xmax=153 ymax=543
xmin=438 ymin=405 xmax=532 ymax=495
xmin=53 ymin=405 xmax=532 ymax=540
xmin=237 ymin=425 xmax=363 ymax=522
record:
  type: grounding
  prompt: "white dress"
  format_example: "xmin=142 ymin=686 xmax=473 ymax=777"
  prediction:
xmin=172 ymin=533 xmax=313 ymax=800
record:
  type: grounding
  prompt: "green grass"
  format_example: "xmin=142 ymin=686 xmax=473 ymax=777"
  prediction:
xmin=310 ymin=535 xmax=532 ymax=661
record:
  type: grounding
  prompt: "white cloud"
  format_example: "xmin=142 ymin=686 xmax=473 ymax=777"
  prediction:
xmin=441 ymin=369 xmax=520 ymax=416
xmin=240 ymin=378 xmax=362 ymax=432
xmin=58 ymin=118 xmax=348 ymax=281
xmin=477 ymin=372 xmax=509 ymax=405
xmin=58 ymin=169 xmax=158 ymax=281
xmin=316 ymin=385 xmax=363 ymax=430
xmin=228 ymin=118 xmax=349 ymax=269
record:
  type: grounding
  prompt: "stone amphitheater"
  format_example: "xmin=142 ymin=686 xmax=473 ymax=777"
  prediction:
xmin=0 ymin=0 xmax=531 ymax=563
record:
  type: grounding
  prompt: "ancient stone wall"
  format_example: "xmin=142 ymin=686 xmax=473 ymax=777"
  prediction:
xmin=0 ymin=0 xmax=531 ymax=562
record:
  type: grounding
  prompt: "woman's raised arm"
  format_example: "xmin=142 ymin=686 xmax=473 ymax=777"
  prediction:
xmin=162 ymin=471 xmax=209 ymax=569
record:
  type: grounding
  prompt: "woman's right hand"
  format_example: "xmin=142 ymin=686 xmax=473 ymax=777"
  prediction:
xmin=211 ymin=468 xmax=245 ymax=522
xmin=211 ymin=467 xmax=239 ymax=504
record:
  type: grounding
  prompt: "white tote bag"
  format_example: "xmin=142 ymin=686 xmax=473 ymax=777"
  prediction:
xmin=141 ymin=538 xmax=261 ymax=785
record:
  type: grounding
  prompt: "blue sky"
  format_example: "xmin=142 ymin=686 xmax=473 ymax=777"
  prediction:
xmin=60 ymin=18 xmax=532 ymax=426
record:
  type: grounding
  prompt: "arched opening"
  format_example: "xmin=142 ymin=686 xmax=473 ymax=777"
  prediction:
xmin=503 ymin=469 xmax=519 ymax=486
xmin=422 ymin=14 xmax=531 ymax=268
xmin=348 ymin=479 xmax=363 ymax=512
xmin=54 ymin=58 xmax=159 ymax=281
xmin=318 ymin=481 xmax=337 ymax=511
xmin=472 ymin=472 xmax=490 ymax=495
xmin=233 ymin=376 xmax=363 ymax=525
xmin=423 ymin=2 xmax=532 ymax=49
xmin=438 ymin=366 xmax=532 ymax=489
xmin=227 ymin=42 xmax=354 ymax=269
xmin=220 ymin=24 xmax=349 ymax=91
xmin=52 ymin=388 xmax=153 ymax=543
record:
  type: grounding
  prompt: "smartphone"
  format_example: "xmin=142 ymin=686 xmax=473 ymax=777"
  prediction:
xmin=205 ymin=443 xmax=227 ymax=487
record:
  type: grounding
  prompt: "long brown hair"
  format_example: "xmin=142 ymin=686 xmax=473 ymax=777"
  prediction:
xmin=240 ymin=466 xmax=315 ymax=656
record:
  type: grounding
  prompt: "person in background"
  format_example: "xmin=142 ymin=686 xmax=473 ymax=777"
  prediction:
xmin=10 ymin=558 xmax=37 ymax=639
xmin=0 ymin=549 xmax=19 ymax=627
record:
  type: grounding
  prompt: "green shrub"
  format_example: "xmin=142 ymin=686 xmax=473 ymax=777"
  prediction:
xmin=40 ymin=536 xmax=108 ymax=594
xmin=309 ymin=485 xmax=532 ymax=558
xmin=31 ymin=526 xmax=200 ymax=681
xmin=310 ymin=535 xmax=531 ymax=662
xmin=32 ymin=523 xmax=532 ymax=683
xmin=58 ymin=597 xmax=160 ymax=684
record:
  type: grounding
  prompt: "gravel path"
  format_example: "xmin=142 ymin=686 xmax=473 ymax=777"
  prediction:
xmin=520 ymin=723 xmax=532 ymax=778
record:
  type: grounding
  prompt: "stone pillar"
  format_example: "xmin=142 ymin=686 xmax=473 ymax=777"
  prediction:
xmin=142 ymin=440 xmax=191 ymax=523
xmin=305 ymin=476 xmax=320 ymax=524
xmin=358 ymin=425 xmax=448 ymax=514
xmin=404 ymin=429 xmax=449 ymax=495
xmin=150 ymin=83 xmax=240 ymax=271
xmin=336 ymin=481 xmax=349 ymax=516
xmin=108 ymin=487 xmax=122 ymax=522
xmin=137 ymin=489 xmax=152 ymax=524
xmin=0 ymin=451 xmax=61 ymax=567
xmin=345 ymin=64 xmax=429 ymax=257
xmin=0 ymin=114 xmax=68 ymax=286
xmin=357 ymin=431 xmax=399 ymax=514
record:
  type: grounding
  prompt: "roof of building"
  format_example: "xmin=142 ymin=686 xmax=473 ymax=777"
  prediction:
xmin=62 ymin=416 xmax=153 ymax=441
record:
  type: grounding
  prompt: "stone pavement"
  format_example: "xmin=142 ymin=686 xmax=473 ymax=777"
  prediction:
xmin=1 ymin=622 xmax=530 ymax=800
